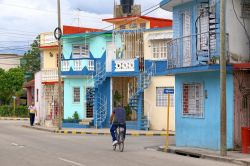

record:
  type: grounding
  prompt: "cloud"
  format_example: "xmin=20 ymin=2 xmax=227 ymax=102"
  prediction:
xmin=0 ymin=0 xmax=172 ymax=55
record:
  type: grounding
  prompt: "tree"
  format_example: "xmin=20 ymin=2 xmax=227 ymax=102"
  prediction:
xmin=0 ymin=68 xmax=25 ymax=104
xmin=21 ymin=35 xmax=40 ymax=81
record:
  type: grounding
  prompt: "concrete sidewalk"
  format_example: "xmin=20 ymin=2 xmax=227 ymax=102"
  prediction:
xmin=22 ymin=124 xmax=175 ymax=136
xmin=158 ymin=146 xmax=250 ymax=166
xmin=0 ymin=117 xmax=29 ymax=121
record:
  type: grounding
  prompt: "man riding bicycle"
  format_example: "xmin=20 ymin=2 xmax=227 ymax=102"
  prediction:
xmin=110 ymin=102 xmax=126 ymax=146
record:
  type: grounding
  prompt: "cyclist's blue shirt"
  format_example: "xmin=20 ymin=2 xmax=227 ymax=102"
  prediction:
xmin=113 ymin=107 xmax=126 ymax=124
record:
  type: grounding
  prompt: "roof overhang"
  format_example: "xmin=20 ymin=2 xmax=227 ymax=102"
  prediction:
xmin=160 ymin=0 xmax=192 ymax=11
xmin=233 ymin=63 xmax=250 ymax=70
xmin=103 ymin=16 xmax=146 ymax=24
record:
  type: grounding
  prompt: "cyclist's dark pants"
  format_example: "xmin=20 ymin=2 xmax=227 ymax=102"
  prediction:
xmin=110 ymin=123 xmax=126 ymax=141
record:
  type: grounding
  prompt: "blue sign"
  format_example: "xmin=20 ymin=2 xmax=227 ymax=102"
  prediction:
xmin=164 ymin=88 xmax=174 ymax=94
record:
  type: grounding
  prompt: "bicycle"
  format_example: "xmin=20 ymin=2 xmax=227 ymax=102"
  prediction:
xmin=113 ymin=125 xmax=125 ymax=152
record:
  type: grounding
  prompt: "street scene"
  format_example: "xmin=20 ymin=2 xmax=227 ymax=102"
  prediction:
xmin=0 ymin=0 xmax=250 ymax=166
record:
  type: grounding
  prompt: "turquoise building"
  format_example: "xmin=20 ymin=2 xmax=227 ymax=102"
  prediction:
xmin=61 ymin=30 xmax=112 ymax=127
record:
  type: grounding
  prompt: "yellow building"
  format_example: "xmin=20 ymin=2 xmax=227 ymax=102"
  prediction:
xmin=143 ymin=28 xmax=175 ymax=131
xmin=35 ymin=32 xmax=59 ymax=126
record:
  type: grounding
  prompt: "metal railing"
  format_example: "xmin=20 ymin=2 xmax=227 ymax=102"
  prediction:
xmin=167 ymin=32 xmax=229 ymax=69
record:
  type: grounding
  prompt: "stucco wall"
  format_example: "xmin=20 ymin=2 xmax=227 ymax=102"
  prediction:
xmin=42 ymin=48 xmax=58 ymax=69
xmin=226 ymin=0 xmax=250 ymax=62
xmin=144 ymin=76 xmax=175 ymax=131
xmin=64 ymin=78 xmax=93 ymax=119
xmin=175 ymin=71 xmax=234 ymax=150
xmin=34 ymin=71 xmax=43 ymax=123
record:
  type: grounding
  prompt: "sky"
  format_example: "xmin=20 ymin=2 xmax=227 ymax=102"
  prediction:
xmin=0 ymin=0 xmax=172 ymax=55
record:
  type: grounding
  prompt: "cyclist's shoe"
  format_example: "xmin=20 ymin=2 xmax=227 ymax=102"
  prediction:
xmin=112 ymin=140 xmax=118 ymax=146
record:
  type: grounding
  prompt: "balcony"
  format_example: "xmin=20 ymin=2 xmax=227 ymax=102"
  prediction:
xmin=61 ymin=59 xmax=95 ymax=76
xmin=42 ymin=69 xmax=58 ymax=83
xmin=112 ymin=58 xmax=139 ymax=73
xmin=166 ymin=32 xmax=229 ymax=69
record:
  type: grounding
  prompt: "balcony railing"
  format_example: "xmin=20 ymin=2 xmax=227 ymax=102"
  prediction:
xmin=112 ymin=58 xmax=139 ymax=72
xmin=167 ymin=32 xmax=229 ymax=69
xmin=42 ymin=69 xmax=58 ymax=82
xmin=61 ymin=59 xmax=95 ymax=72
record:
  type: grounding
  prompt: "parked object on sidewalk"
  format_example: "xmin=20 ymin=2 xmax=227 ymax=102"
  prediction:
xmin=242 ymin=127 xmax=250 ymax=154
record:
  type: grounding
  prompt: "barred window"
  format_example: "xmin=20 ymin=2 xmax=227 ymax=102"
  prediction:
xmin=73 ymin=87 xmax=80 ymax=103
xmin=156 ymin=87 xmax=174 ymax=107
xmin=183 ymin=83 xmax=204 ymax=117
xmin=151 ymin=40 xmax=168 ymax=59
xmin=72 ymin=44 xmax=89 ymax=58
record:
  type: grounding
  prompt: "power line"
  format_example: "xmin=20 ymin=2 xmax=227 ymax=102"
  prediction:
xmin=0 ymin=2 xmax=103 ymax=20
xmin=61 ymin=3 xmax=163 ymax=48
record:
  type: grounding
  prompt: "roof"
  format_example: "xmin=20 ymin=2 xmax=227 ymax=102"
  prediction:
xmin=160 ymin=0 xmax=192 ymax=11
xmin=63 ymin=25 xmax=103 ymax=35
xmin=39 ymin=45 xmax=58 ymax=49
xmin=103 ymin=15 xmax=172 ymax=23
xmin=233 ymin=63 xmax=250 ymax=70
xmin=62 ymin=30 xmax=112 ymax=39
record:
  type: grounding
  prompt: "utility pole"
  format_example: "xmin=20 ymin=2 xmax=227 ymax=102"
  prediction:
xmin=57 ymin=0 xmax=62 ymax=130
xmin=220 ymin=0 xmax=227 ymax=156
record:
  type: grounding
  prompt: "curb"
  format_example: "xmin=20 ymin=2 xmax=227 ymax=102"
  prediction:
xmin=158 ymin=147 xmax=250 ymax=166
xmin=0 ymin=117 xmax=29 ymax=121
xmin=22 ymin=125 xmax=175 ymax=137
xmin=55 ymin=130 xmax=175 ymax=136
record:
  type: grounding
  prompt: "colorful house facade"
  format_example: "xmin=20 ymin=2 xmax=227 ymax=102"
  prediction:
xmin=160 ymin=0 xmax=250 ymax=150
xmin=35 ymin=32 xmax=59 ymax=126
xmin=143 ymin=28 xmax=175 ymax=131
xmin=61 ymin=1 xmax=174 ymax=130
xmin=61 ymin=27 xmax=111 ymax=127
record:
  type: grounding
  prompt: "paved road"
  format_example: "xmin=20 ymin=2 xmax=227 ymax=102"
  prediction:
xmin=0 ymin=121 xmax=235 ymax=166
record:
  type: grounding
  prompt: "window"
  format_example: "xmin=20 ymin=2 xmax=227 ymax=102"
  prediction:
xmin=36 ymin=89 xmax=39 ymax=102
xmin=72 ymin=44 xmax=89 ymax=58
xmin=120 ymin=25 xmax=126 ymax=30
xmin=156 ymin=87 xmax=174 ymax=107
xmin=130 ymin=23 xmax=137 ymax=28
xmin=88 ymin=60 xmax=94 ymax=71
xmin=73 ymin=60 xmax=82 ymax=71
xmin=182 ymin=10 xmax=191 ymax=67
xmin=140 ymin=23 xmax=146 ymax=29
xmin=62 ymin=61 xmax=70 ymax=71
xmin=151 ymin=40 xmax=168 ymax=59
xmin=182 ymin=83 xmax=204 ymax=117
xmin=73 ymin=87 xmax=80 ymax=103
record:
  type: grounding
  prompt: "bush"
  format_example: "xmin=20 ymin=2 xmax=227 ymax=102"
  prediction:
xmin=0 ymin=105 xmax=29 ymax=117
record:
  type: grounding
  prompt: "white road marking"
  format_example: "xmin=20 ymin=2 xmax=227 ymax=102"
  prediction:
xmin=58 ymin=157 xmax=85 ymax=166
xmin=11 ymin=143 xmax=18 ymax=146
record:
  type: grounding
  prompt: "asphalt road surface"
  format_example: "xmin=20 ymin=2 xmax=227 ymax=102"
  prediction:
xmin=0 ymin=121 xmax=236 ymax=166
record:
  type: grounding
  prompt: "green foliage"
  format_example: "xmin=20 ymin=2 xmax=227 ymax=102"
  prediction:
xmin=113 ymin=90 xmax=123 ymax=107
xmin=124 ymin=105 xmax=132 ymax=121
xmin=0 ymin=68 xmax=25 ymax=104
xmin=73 ymin=111 xmax=80 ymax=121
xmin=0 ymin=105 xmax=29 ymax=117
xmin=20 ymin=36 xmax=40 ymax=81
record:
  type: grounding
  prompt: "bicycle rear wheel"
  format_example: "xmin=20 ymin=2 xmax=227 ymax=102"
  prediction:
xmin=119 ymin=142 xmax=124 ymax=152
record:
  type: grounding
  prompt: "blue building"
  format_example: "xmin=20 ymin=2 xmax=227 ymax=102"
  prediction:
xmin=160 ymin=0 xmax=250 ymax=150
xmin=61 ymin=27 xmax=112 ymax=127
